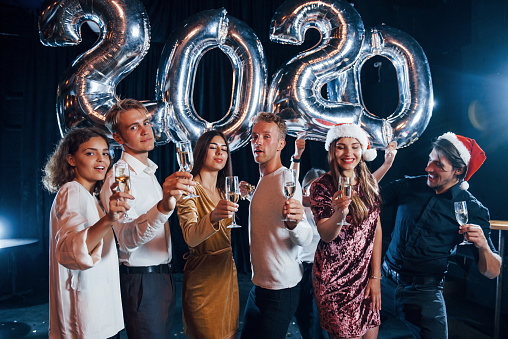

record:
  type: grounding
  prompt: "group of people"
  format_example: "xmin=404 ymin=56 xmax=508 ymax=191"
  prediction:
xmin=42 ymin=98 xmax=501 ymax=339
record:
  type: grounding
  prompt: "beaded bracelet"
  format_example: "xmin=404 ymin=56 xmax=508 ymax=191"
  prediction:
xmin=370 ymin=275 xmax=382 ymax=280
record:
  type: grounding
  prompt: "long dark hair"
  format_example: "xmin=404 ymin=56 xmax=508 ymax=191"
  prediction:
xmin=327 ymin=138 xmax=380 ymax=225
xmin=190 ymin=130 xmax=233 ymax=192
xmin=43 ymin=127 xmax=112 ymax=195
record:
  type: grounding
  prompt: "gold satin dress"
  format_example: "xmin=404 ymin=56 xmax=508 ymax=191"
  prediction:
xmin=176 ymin=183 xmax=239 ymax=339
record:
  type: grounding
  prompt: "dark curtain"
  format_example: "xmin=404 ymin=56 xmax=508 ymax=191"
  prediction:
xmin=1 ymin=0 xmax=507 ymax=293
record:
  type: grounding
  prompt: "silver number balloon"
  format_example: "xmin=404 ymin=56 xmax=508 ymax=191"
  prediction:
xmin=266 ymin=0 xmax=366 ymax=141
xmin=38 ymin=0 xmax=151 ymax=137
xmin=328 ymin=25 xmax=433 ymax=148
xmin=155 ymin=8 xmax=267 ymax=151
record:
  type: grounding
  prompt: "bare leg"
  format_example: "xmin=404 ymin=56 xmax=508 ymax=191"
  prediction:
xmin=362 ymin=326 xmax=379 ymax=339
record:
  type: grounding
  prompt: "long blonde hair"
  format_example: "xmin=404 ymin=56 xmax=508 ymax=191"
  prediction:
xmin=328 ymin=138 xmax=380 ymax=225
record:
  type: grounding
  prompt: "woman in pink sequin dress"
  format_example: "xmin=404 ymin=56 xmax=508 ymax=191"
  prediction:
xmin=310 ymin=124 xmax=384 ymax=339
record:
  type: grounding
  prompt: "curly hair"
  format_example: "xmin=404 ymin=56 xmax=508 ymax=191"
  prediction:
xmin=253 ymin=112 xmax=287 ymax=139
xmin=42 ymin=127 xmax=111 ymax=194
xmin=327 ymin=138 xmax=380 ymax=225
xmin=190 ymin=130 xmax=233 ymax=193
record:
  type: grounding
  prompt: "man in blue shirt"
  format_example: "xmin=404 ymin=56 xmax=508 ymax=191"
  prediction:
xmin=380 ymin=132 xmax=501 ymax=339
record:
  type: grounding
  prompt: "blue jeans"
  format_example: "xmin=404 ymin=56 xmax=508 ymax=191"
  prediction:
xmin=240 ymin=282 xmax=301 ymax=339
xmin=381 ymin=266 xmax=447 ymax=339
xmin=294 ymin=262 xmax=328 ymax=339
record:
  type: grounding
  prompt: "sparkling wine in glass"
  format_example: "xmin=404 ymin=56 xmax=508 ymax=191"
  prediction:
xmin=176 ymin=140 xmax=199 ymax=199
xmin=114 ymin=163 xmax=133 ymax=223
xmin=282 ymin=169 xmax=297 ymax=221
xmin=337 ymin=176 xmax=351 ymax=226
xmin=225 ymin=176 xmax=241 ymax=228
xmin=454 ymin=201 xmax=472 ymax=245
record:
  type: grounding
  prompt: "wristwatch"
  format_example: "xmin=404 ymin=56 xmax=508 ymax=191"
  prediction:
xmin=290 ymin=155 xmax=301 ymax=163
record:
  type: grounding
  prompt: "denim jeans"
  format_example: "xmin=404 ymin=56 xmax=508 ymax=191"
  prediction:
xmin=381 ymin=267 xmax=447 ymax=339
xmin=294 ymin=262 xmax=328 ymax=339
xmin=240 ymin=282 xmax=301 ymax=339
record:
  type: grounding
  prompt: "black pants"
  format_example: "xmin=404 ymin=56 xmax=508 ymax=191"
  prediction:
xmin=241 ymin=282 xmax=301 ymax=339
xmin=294 ymin=262 xmax=328 ymax=339
xmin=120 ymin=271 xmax=176 ymax=339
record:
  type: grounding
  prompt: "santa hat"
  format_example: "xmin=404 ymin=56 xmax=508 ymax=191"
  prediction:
xmin=437 ymin=132 xmax=486 ymax=190
xmin=325 ymin=123 xmax=377 ymax=161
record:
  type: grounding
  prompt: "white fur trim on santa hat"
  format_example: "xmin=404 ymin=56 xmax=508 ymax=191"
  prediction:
xmin=325 ymin=124 xmax=377 ymax=161
xmin=437 ymin=132 xmax=471 ymax=165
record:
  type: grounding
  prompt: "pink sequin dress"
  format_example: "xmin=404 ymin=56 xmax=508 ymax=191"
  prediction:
xmin=310 ymin=173 xmax=381 ymax=337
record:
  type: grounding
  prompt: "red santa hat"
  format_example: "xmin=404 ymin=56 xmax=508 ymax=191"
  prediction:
xmin=437 ymin=132 xmax=486 ymax=190
xmin=325 ymin=123 xmax=377 ymax=161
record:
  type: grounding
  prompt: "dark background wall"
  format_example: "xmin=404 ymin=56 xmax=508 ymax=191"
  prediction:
xmin=1 ymin=0 xmax=507 ymax=311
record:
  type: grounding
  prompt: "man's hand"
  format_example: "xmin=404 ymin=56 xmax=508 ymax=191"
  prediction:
xmin=239 ymin=180 xmax=255 ymax=200
xmin=283 ymin=198 xmax=304 ymax=229
xmin=158 ymin=171 xmax=196 ymax=214
xmin=459 ymin=223 xmax=488 ymax=249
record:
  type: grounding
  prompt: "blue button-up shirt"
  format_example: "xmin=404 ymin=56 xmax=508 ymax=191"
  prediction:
xmin=382 ymin=175 xmax=496 ymax=276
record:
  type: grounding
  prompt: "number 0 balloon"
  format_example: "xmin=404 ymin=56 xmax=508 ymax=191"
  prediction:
xmin=155 ymin=8 xmax=267 ymax=151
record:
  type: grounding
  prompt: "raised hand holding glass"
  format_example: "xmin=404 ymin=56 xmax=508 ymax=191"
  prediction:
xmin=114 ymin=163 xmax=133 ymax=223
xmin=454 ymin=201 xmax=472 ymax=245
xmin=282 ymin=169 xmax=297 ymax=222
xmin=176 ymin=140 xmax=199 ymax=199
xmin=337 ymin=177 xmax=352 ymax=226
xmin=225 ymin=176 xmax=241 ymax=228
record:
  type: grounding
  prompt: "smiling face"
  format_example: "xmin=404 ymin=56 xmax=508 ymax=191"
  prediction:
xmin=334 ymin=137 xmax=362 ymax=173
xmin=113 ymin=109 xmax=154 ymax=156
xmin=203 ymin=135 xmax=229 ymax=172
xmin=250 ymin=121 xmax=285 ymax=166
xmin=67 ymin=136 xmax=110 ymax=193
xmin=425 ymin=148 xmax=463 ymax=194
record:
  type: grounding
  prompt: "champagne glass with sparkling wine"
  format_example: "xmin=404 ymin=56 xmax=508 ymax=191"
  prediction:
xmin=114 ymin=163 xmax=134 ymax=223
xmin=337 ymin=177 xmax=352 ymax=226
xmin=225 ymin=176 xmax=241 ymax=228
xmin=282 ymin=169 xmax=297 ymax=221
xmin=176 ymin=140 xmax=199 ymax=199
xmin=454 ymin=201 xmax=472 ymax=245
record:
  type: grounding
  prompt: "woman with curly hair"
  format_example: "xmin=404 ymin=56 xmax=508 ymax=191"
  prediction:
xmin=43 ymin=127 xmax=131 ymax=339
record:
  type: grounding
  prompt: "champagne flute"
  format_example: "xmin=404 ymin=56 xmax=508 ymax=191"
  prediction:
xmin=337 ymin=176 xmax=352 ymax=226
xmin=114 ymin=163 xmax=134 ymax=223
xmin=454 ymin=201 xmax=472 ymax=245
xmin=225 ymin=176 xmax=241 ymax=228
xmin=282 ymin=169 xmax=297 ymax=221
xmin=176 ymin=140 xmax=199 ymax=199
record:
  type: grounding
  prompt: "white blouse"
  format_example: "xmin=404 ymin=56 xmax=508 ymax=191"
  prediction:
xmin=49 ymin=181 xmax=123 ymax=339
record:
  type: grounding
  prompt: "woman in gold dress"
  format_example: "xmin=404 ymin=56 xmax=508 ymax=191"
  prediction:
xmin=176 ymin=130 xmax=240 ymax=339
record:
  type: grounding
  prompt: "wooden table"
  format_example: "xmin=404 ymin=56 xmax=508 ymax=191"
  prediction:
xmin=0 ymin=238 xmax=38 ymax=300
xmin=490 ymin=220 xmax=508 ymax=339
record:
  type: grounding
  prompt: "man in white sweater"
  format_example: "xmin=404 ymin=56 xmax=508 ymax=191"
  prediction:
xmin=241 ymin=112 xmax=313 ymax=338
